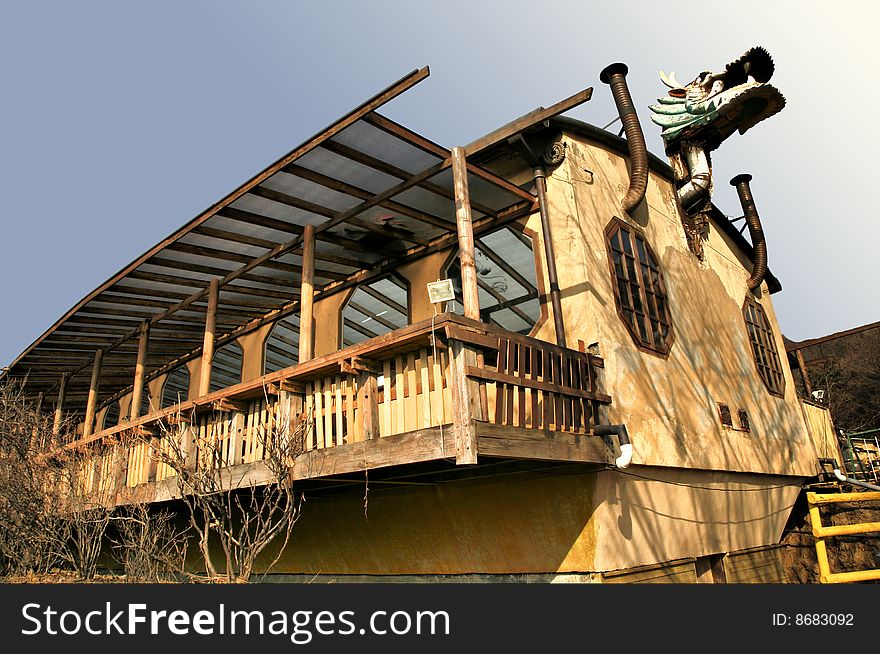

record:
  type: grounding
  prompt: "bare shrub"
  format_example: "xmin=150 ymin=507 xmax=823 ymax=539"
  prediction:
xmin=111 ymin=503 xmax=189 ymax=582
xmin=0 ymin=380 xmax=68 ymax=576
xmin=50 ymin=450 xmax=115 ymax=580
xmin=142 ymin=393 xmax=307 ymax=582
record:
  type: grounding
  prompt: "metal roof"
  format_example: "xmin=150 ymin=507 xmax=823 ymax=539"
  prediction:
xmin=4 ymin=67 xmax=541 ymax=412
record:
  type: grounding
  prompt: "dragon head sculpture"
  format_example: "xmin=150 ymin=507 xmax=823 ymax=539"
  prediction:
xmin=648 ymin=47 xmax=785 ymax=257
xmin=650 ymin=46 xmax=785 ymax=152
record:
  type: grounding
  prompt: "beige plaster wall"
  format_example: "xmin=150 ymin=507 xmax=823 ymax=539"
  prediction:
xmin=397 ymin=251 xmax=447 ymax=323
xmin=313 ymin=291 xmax=352 ymax=358
xmin=237 ymin=323 xmax=273 ymax=382
xmin=525 ymin=134 xmax=817 ymax=478
xmin=267 ymin=465 xmax=796 ymax=574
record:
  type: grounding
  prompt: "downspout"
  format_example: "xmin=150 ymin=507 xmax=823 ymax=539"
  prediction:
xmin=594 ymin=423 xmax=633 ymax=469
xmin=730 ymin=174 xmax=768 ymax=291
xmin=533 ymin=166 xmax=567 ymax=348
xmin=600 ymin=63 xmax=648 ymax=213
xmin=506 ymin=133 xmax=567 ymax=348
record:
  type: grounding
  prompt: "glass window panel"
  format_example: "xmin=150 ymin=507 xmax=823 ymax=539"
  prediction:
xmin=605 ymin=220 xmax=673 ymax=354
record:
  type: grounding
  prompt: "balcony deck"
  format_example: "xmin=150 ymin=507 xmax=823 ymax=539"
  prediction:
xmin=58 ymin=314 xmax=616 ymax=506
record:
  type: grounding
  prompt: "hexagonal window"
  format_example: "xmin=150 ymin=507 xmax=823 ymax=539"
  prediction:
xmin=444 ymin=225 xmax=543 ymax=334
xmin=341 ymin=274 xmax=410 ymax=347
xmin=264 ymin=314 xmax=301 ymax=373
xmin=162 ymin=365 xmax=190 ymax=408
xmin=605 ymin=217 xmax=674 ymax=356
xmin=209 ymin=341 xmax=242 ymax=393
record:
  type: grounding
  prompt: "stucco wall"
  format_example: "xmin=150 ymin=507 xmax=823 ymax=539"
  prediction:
xmin=522 ymin=134 xmax=817 ymax=478
xmin=267 ymin=466 xmax=798 ymax=574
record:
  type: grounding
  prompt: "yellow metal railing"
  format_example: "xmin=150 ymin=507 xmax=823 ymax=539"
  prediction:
xmin=807 ymin=491 xmax=880 ymax=583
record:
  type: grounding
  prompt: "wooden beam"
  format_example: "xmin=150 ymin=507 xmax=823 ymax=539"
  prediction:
xmin=298 ymin=224 xmax=316 ymax=363
xmin=315 ymin=160 xmax=447 ymax=235
xmin=198 ymin=279 xmax=219 ymax=397
xmin=283 ymin=163 xmax=455 ymax=231
xmin=475 ymin=422 xmax=608 ymax=464
xmin=82 ymin=349 xmax=103 ymax=439
xmin=452 ymin=146 xmax=480 ymax=321
xmin=53 ymin=372 xmax=68 ymax=435
xmin=129 ymin=321 xmax=150 ymax=420
xmin=211 ymin=397 xmax=248 ymax=413
xmin=795 ymin=348 xmax=814 ymax=396
xmin=463 ymin=87 xmax=593 ymax=157
xmin=320 ymin=139 xmax=499 ymax=218
xmin=367 ymin=112 xmax=535 ymax=204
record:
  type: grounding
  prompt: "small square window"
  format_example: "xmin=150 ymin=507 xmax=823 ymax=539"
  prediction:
xmin=738 ymin=409 xmax=751 ymax=433
xmin=718 ymin=403 xmax=733 ymax=427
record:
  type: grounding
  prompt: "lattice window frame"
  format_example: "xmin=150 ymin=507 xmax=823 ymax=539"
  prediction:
xmin=604 ymin=217 xmax=674 ymax=356
xmin=742 ymin=297 xmax=786 ymax=397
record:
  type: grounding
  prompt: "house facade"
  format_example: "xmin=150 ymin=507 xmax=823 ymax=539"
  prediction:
xmin=3 ymin=56 xmax=835 ymax=581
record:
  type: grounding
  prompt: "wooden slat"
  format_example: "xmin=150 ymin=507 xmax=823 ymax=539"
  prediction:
xmin=466 ymin=366 xmax=612 ymax=404
xmin=516 ymin=342 xmax=526 ymax=428
xmin=335 ymin=375 xmax=344 ymax=446
xmin=419 ymin=350 xmax=432 ymax=429
xmin=495 ymin=340 xmax=508 ymax=425
xmin=305 ymin=382 xmax=315 ymax=450
xmin=431 ymin=351 xmax=445 ymax=427
xmin=395 ymin=355 xmax=405 ymax=436
xmin=314 ymin=382 xmax=324 ymax=449
xmin=504 ymin=339 xmax=515 ymax=427
xmin=529 ymin=346 xmax=539 ymax=429
xmin=381 ymin=360 xmax=392 ymax=438
xmin=323 ymin=378 xmax=333 ymax=448
xmin=553 ymin=352 xmax=563 ymax=430
xmin=406 ymin=352 xmax=418 ymax=433
xmin=345 ymin=376 xmax=355 ymax=443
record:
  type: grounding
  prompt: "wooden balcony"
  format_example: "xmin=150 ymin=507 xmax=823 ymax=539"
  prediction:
xmin=60 ymin=314 xmax=615 ymax=506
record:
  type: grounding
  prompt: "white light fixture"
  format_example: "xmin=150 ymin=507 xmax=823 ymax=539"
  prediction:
xmin=427 ymin=279 xmax=455 ymax=304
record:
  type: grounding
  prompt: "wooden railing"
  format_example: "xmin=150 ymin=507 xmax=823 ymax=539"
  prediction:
xmin=447 ymin=321 xmax=612 ymax=434
xmin=59 ymin=315 xmax=611 ymax=499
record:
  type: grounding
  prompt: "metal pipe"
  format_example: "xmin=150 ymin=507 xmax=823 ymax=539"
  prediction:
xmin=600 ymin=63 xmax=648 ymax=213
xmin=678 ymin=144 xmax=712 ymax=214
xmin=533 ymin=167 xmax=566 ymax=348
xmin=833 ymin=468 xmax=880 ymax=492
xmin=730 ymin=174 xmax=768 ymax=290
xmin=594 ymin=423 xmax=633 ymax=468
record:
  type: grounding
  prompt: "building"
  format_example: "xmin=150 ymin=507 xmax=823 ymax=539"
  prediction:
xmin=2 ymin=52 xmax=839 ymax=582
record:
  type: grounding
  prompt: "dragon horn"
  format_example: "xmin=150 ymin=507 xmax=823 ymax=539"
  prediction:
xmin=659 ymin=70 xmax=684 ymax=89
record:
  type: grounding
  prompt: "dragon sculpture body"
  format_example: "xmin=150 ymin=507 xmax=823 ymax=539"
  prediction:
xmin=648 ymin=47 xmax=785 ymax=257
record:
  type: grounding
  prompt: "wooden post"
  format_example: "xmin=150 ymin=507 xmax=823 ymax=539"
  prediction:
xmin=198 ymin=278 xmax=220 ymax=396
xmin=82 ymin=349 xmax=103 ymax=439
xmin=449 ymin=339 xmax=481 ymax=464
xmin=451 ymin=146 xmax=480 ymax=321
xmin=358 ymin=372 xmax=379 ymax=440
xmin=53 ymin=372 xmax=68 ymax=436
xmin=130 ymin=321 xmax=150 ymax=420
xmin=534 ymin=167 xmax=566 ymax=348
xmin=795 ymin=348 xmax=814 ymax=397
xmin=299 ymin=223 xmax=316 ymax=363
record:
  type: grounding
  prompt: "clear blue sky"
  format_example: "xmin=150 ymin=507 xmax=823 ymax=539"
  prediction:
xmin=2 ymin=0 xmax=878 ymax=367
